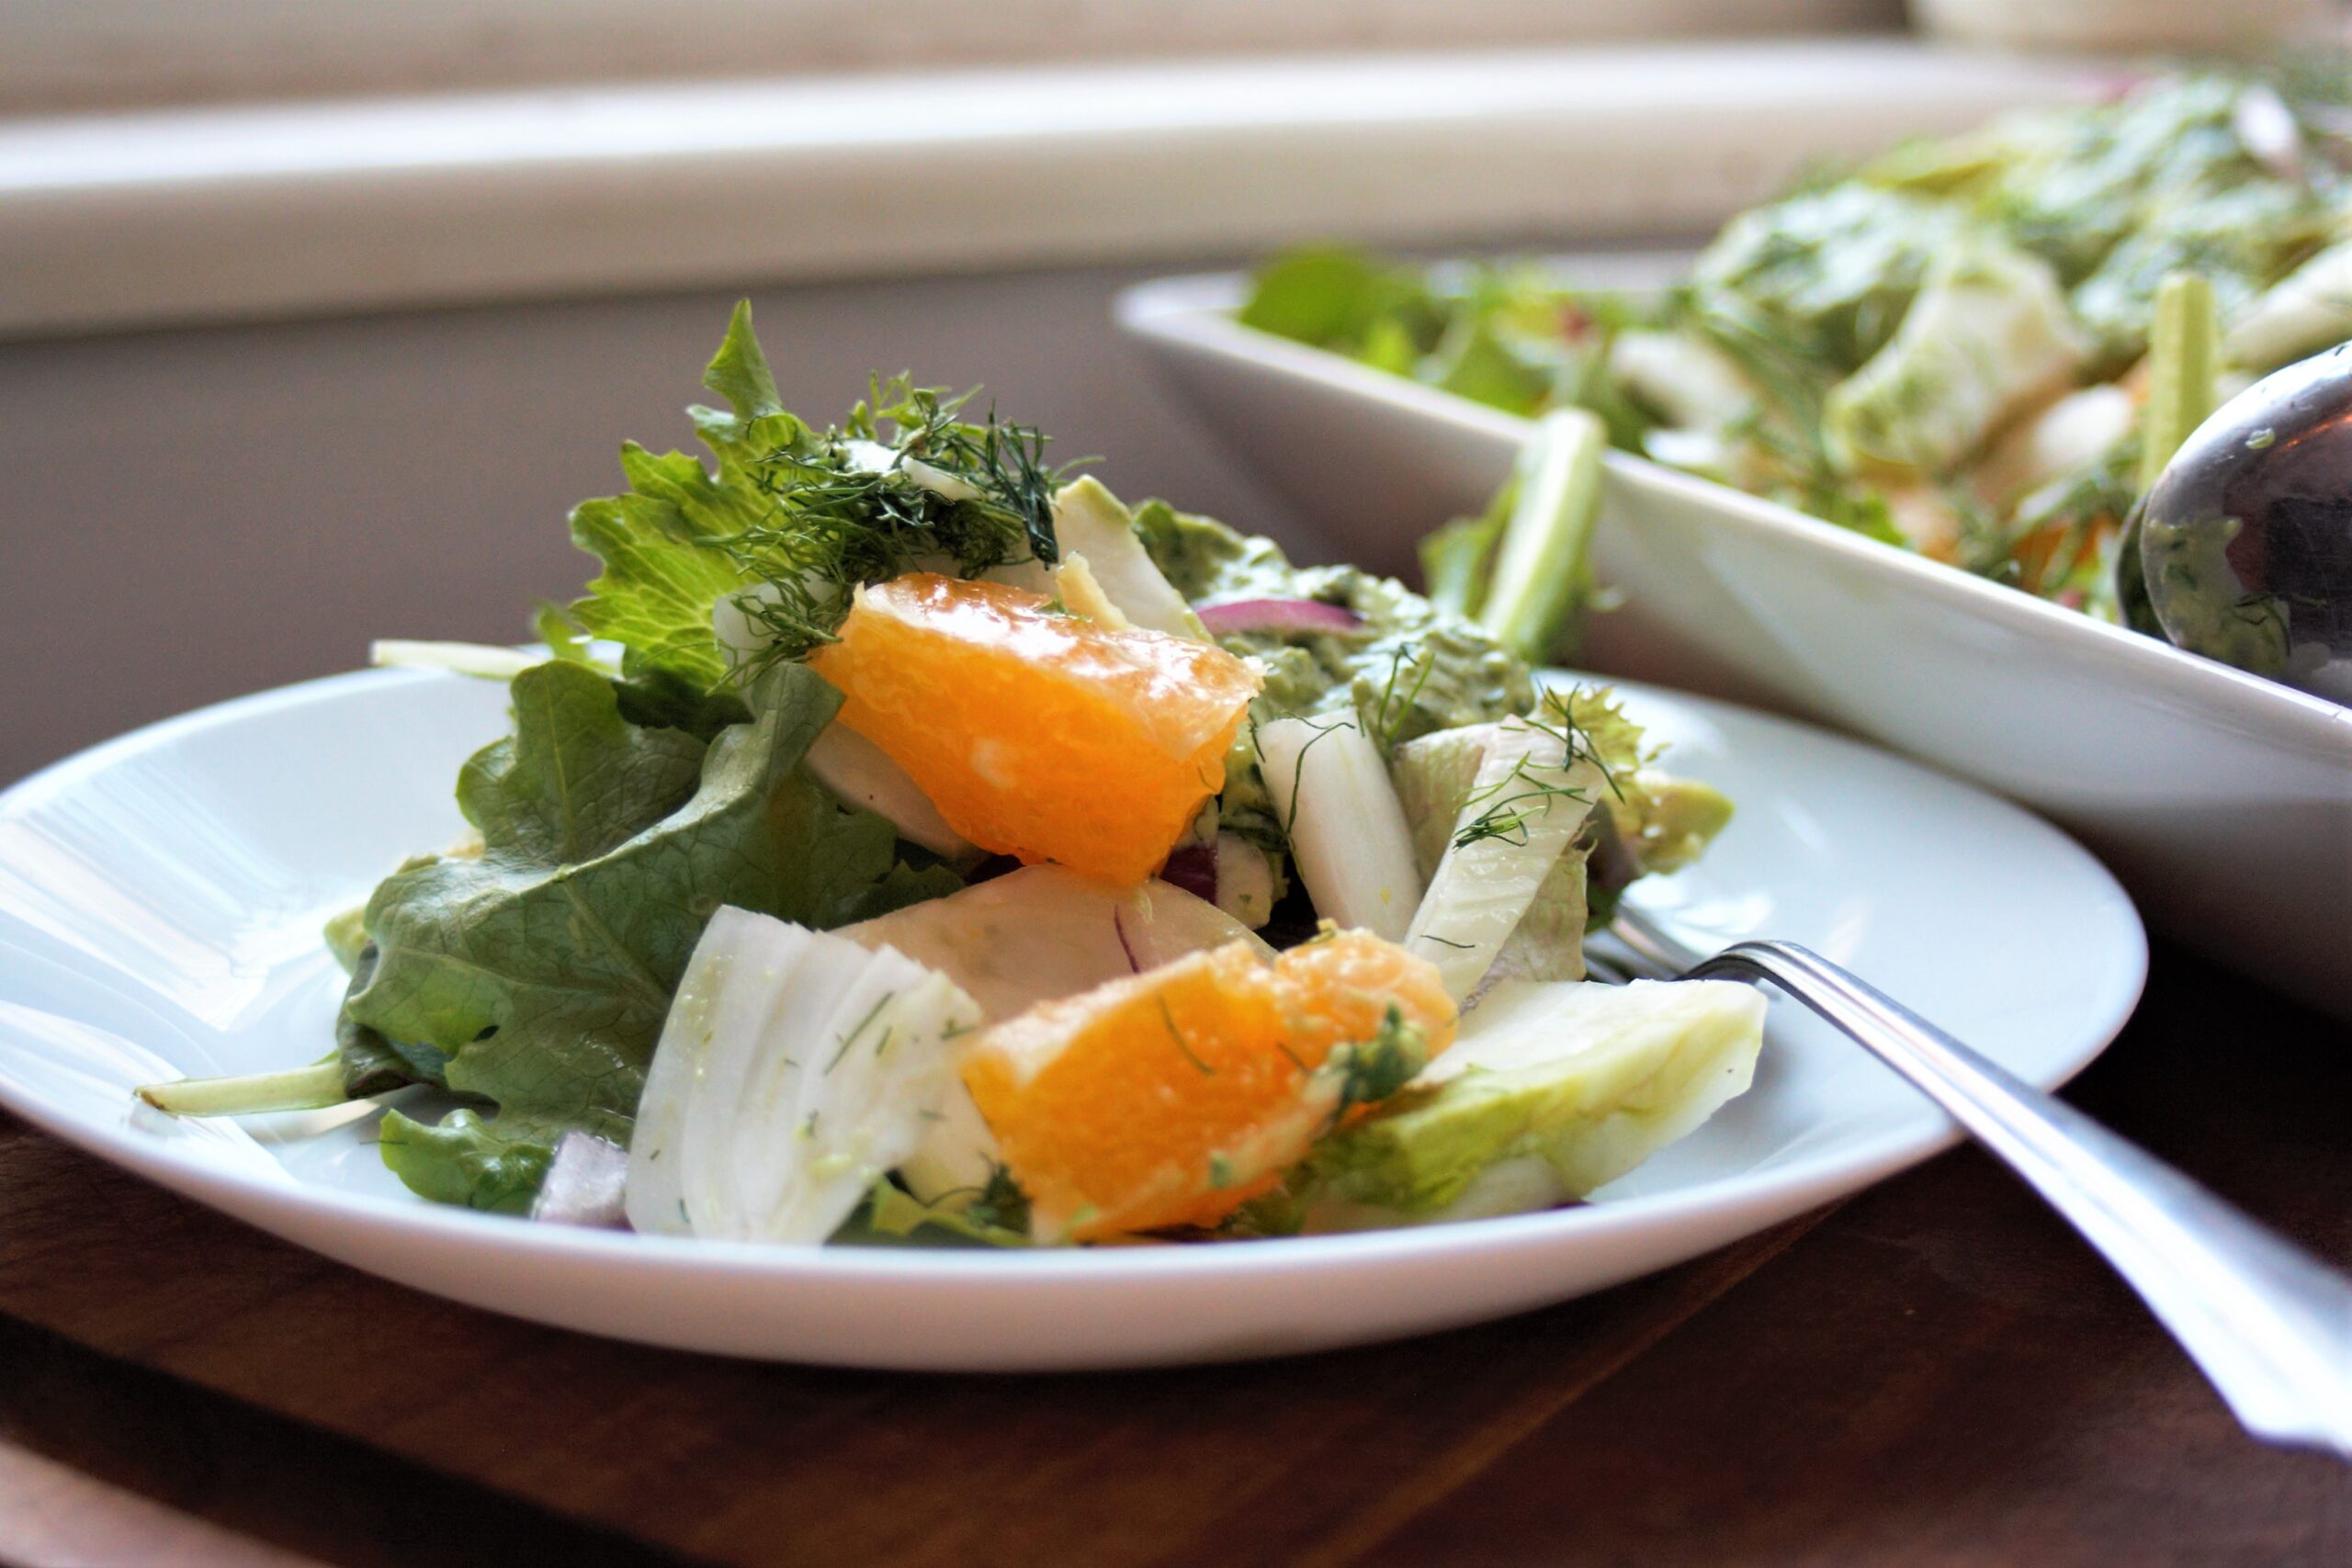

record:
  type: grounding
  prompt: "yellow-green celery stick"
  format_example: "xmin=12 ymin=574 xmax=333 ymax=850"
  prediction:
xmin=1476 ymin=410 xmax=1607 ymax=665
xmin=2137 ymin=272 xmax=2220 ymax=498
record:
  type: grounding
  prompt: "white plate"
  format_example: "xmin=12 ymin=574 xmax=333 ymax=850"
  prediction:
xmin=1117 ymin=271 xmax=2352 ymax=1019
xmin=0 ymin=665 xmax=2142 ymax=1370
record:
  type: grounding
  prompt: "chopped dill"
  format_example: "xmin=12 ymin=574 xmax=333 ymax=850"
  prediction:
xmin=1272 ymin=716 xmax=1354 ymax=839
xmin=722 ymin=378 xmax=1088 ymax=670
xmin=1448 ymin=691 xmax=1614 ymax=851
xmin=967 ymin=1165 xmax=1032 ymax=1234
xmin=825 ymin=991 xmax=895 ymax=1074
xmin=1157 ymin=997 xmax=1215 ymax=1076
xmin=1373 ymin=642 xmax=1437 ymax=750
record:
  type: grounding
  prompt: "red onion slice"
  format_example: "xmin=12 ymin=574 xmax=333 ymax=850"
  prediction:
xmin=1159 ymin=842 xmax=1219 ymax=903
xmin=1195 ymin=597 xmax=1364 ymax=637
xmin=530 ymin=1131 xmax=632 ymax=1228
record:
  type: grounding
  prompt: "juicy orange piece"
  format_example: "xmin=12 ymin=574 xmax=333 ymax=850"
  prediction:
xmin=1276 ymin=928 xmax=1460 ymax=1068
xmin=963 ymin=931 xmax=1458 ymax=1241
xmin=811 ymin=573 xmax=1260 ymax=885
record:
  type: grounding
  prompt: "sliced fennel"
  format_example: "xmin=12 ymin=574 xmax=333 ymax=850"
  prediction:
xmin=135 ymin=1059 xmax=349 ymax=1117
xmin=1970 ymin=384 xmax=2136 ymax=511
xmin=1046 ymin=478 xmax=1207 ymax=639
xmin=1611 ymin=329 xmax=1758 ymax=433
xmin=1825 ymin=239 xmax=2086 ymax=475
xmin=1399 ymin=717 xmax=1606 ymax=1000
xmin=1255 ymin=715 xmax=1424 ymax=942
xmin=1047 ymin=552 xmax=1130 ymax=628
xmin=2225 ymin=236 xmax=2352 ymax=374
xmin=711 ymin=581 xmax=786 ymax=664
xmin=840 ymin=864 xmax=1269 ymax=1207
xmin=1261 ymin=977 xmax=1765 ymax=1232
xmin=370 ymin=640 xmax=547 ymax=680
xmin=625 ymin=907 xmax=981 ymax=1243
xmin=803 ymin=722 xmax=978 ymax=863
xmin=1211 ymin=832 xmax=1278 ymax=929
xmin=840 ymin=863 xmax=1270 ymax=1020
xmin=842 ymin=436 xmax=984 ymax=502
xmin=992 ymin=478 xmax=1206 ymax=639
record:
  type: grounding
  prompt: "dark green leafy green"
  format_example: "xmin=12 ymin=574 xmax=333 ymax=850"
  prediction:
xmin=380 ymin=1109 xmax=552 ymax=1216
xmin=334 ymin=945 xmax=449 ymax=1100
xmin=347 ymin=659 xmax=957 ymax=1209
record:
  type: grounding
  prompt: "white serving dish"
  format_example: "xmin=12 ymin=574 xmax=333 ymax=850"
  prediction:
xmin=0 ymin=665 xmax=2141 ymax=1369
xmin=1116 ymin=271 xmax=2352 ymax=1019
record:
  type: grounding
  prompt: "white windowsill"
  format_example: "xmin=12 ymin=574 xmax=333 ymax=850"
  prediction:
xmin=0 ymin=39 xmax=2096 ymax=340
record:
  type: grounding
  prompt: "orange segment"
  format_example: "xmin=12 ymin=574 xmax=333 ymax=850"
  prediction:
xmin=1276 ymin=928 xmax=1460 ymax=1068
xmin=963 ymin=932 xmax=1457 ymax=1242
xmin=811 ymin=573 xmax=1261 ymax=885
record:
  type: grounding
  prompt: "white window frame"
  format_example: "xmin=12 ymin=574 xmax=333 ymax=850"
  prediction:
xmin=5 ymin=1 xmax=1900 ymax=114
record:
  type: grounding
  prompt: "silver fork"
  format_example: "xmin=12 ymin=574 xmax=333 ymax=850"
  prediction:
xmin=1588 ymin=906 xmax=2352 ymax=1459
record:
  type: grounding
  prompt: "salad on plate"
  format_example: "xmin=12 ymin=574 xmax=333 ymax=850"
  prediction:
xmin=138 ymin=305 xmax=1760 ymax=1249
xmin=1238 ymin=72 xmax=2352 ymax=641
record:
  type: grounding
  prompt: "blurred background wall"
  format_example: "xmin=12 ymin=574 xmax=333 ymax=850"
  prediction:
xmin=0 ymin=264 xmax=1326 ymax=783
xmin=10 ymin=0 xmax=2310 ymax=783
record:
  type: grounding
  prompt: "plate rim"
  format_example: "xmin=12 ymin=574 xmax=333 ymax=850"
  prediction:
xmin=0 ymin=661 xmax=2148 ymax=1296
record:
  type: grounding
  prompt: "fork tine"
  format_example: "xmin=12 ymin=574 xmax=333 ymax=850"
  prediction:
xmin=1581 ymin=949 xmax=1638 ymax=986
xmin=1587 ymin=929 xmax=1679 ymax=984
xmin=1607 ymin=905 xmax=1705 ymax=976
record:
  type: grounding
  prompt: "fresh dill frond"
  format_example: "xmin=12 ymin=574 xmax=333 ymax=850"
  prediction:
xmin=967 ymin=1164 xmax=1033 ymax=1235
xmin=1272 ymin=716 xmax=1354 ymax=838
xmin=1447 ymin=689 xmax=1623 ymax=851
xmin=1521 ymin=687 xmax=1631 ymax=803
xmin=1451 ymin=753 xmax=1595 ymax=851
xmin=1158 ymin=997 xmax=1216 ymax=1076
xmin=1373 ymin=642 xmax=1438 ymax=750
xmin=721 ymin=378 xmax=1088 ymax=670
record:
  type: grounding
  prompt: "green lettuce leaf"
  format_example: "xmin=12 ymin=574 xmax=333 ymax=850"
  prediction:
xmin=568 ymin=299 xmax=1067 ymax=680
xmin=1240 ymin=978 xmax=1766 ymax=1234
xmin=349 ymin=659 xmax=957 ymax=1210
xmin=380 ymin=1109 xmax=553 ymax=1216
xmin=567 ymin=301 xmax=809 ymax=692
xmin=1237 ymin=247 xmax=1437 ymax=353
xmin=568 ymin=444 xmax=767 ymax=693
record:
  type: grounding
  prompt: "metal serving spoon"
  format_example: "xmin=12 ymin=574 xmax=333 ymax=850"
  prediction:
xmin=1589 ymin=907 xmax=2352 ymax=1459
xmin=2126 ymin=341 xmax=2352 ymax=702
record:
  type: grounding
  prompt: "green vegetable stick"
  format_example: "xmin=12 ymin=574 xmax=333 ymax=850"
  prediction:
xmin=1476 ymin=410 xmax=1607 ymax=665
xmin=1419 ymin=501 xmax=1506 ymax=620
xmin=2138 ymin=272 xmax=2220 ymax=498
xmin=135 ymin=1059 xmax=348 ymax=1117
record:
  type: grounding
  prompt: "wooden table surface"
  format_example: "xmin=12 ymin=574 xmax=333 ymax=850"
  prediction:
xmin=1 ymin=937 xmax=2345 ymax=1567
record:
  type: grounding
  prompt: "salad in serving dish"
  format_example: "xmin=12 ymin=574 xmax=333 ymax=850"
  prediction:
xmin=1238 ymin=72 xmax=2352 ymax=638
xmin=136 ymin=305 xmax=1760 ymax=1249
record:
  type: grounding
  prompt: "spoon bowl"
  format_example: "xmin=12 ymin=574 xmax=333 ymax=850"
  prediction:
xmin=2134 ymin=341 xmax=2352 ymax=700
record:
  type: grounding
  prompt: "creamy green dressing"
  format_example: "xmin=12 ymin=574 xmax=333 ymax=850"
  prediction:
xmin=1133 ymin=501 xmax=1533 ymax=852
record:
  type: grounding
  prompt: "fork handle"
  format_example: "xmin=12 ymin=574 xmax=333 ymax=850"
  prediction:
xmin=1688 ymin=939 xmax=2352 ymax=1458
